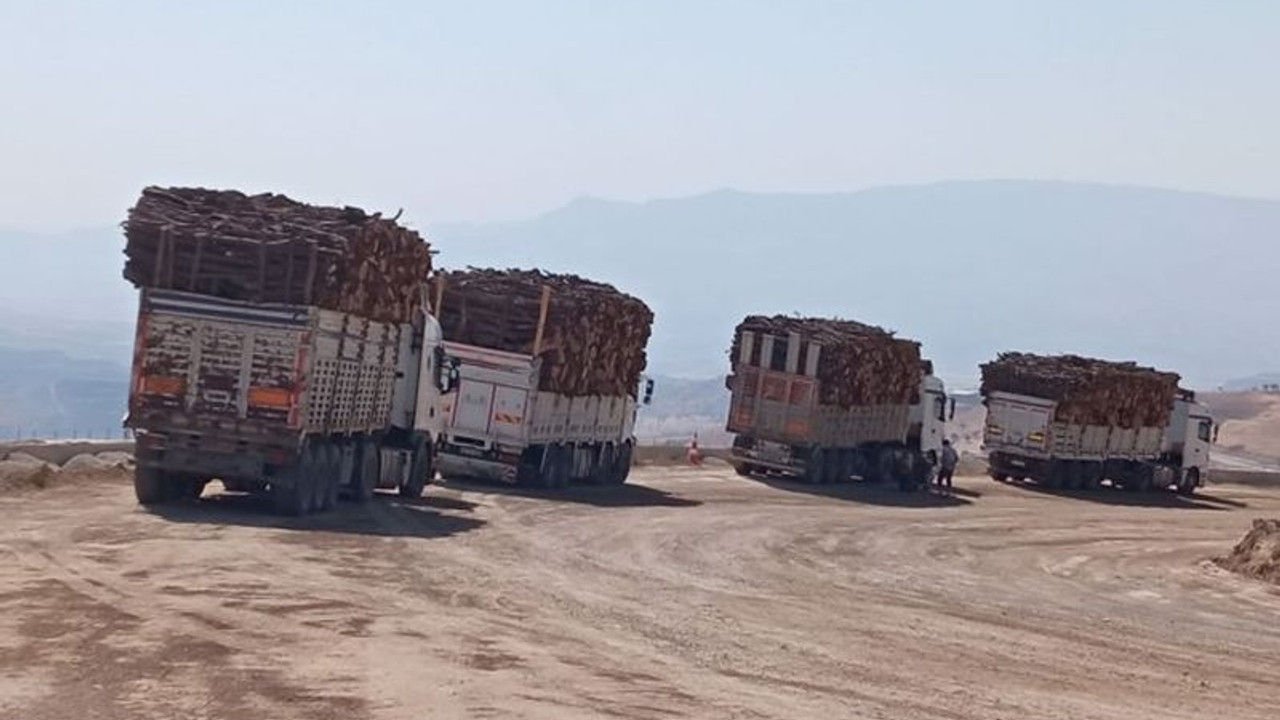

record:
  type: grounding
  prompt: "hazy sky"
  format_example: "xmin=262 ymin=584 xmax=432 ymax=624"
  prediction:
xmin=2 ymin=0 xmax=1277 ymax=231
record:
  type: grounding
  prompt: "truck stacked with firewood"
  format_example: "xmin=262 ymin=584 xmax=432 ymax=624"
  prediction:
xmin=980 ymin=352 xmax=1214 ymax=494
xmin=121 ymin=187 xmax=459 ymax=515
xmin=724 ymin=315 xmax=952 ymax=491
xmin=429 ymin=269 xmax=655 ymax=487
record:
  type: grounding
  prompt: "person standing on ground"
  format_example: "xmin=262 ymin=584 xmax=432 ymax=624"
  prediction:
xmin=937 ymin=439 xmax=958 ymax=493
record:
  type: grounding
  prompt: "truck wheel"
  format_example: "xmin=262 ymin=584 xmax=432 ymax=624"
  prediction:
xmin=304 ymin=446 xmax=329 ymax=513
xmin=592 ymin=444 xmax=614 ymax=484
xmin=354 ymin=439 xmax=379 ymax=502
xmin=401 ymin=436 xmax=433 ymax=499
xmin=1080 ymin=463 xmax=1103 ymax=491
xmin=537 ymin=445 xmax=567 ymax=489
xmin=990 ymin=472 xmax=1009 ymax=483
xmin=134 ymin=466 xmax=168 ymax=506
xmin=874 ymin=450 xmax=896 ymax=485
xmin=1177 ymin=468 xmax=1199 ymax=496
xmin=320 ymin=445 xmax=341 ymax=511
xmin=272 ymin=451 xmax=314 ymax=517
xmin=613 ymin=443 xmax=633 ymax=485
xmin=823 ymin=450 xmax=844 ymax=484
xmin=1061 ymin=463 xmax=1081 ymax=491
xmin=555 ymin=445 xmax=574 ymax=488
xmin=273 ymin=473 xmax=310 ymax=517
xmin=805 ymin=448 xmax=826 ymax=484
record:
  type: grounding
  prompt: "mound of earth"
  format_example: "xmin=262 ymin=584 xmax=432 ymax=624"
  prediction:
xmin=1216 ymin=519 xmax=1280 ymax=584
xmin=0 ymin=457 xmax=59 ymax=492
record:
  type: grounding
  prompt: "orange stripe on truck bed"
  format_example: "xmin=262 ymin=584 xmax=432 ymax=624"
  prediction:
xmin=249 ymin=386 xmax=293 ymax=410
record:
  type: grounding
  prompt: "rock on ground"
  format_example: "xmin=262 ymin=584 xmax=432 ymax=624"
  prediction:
xmin=1217 ymin=518 xmax=1280 ymax=584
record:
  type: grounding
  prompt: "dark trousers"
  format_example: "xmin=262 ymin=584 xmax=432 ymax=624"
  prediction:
xmin=936 ymin=467 xmax=954 ymax=489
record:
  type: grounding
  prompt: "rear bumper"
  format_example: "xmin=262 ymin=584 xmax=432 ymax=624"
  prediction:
xmin=987 ymin=451 xmax=1052 ymax=480
xmin=134 ymin=429 xmax=290 ymax=481
xmin=145 ymin=447 xmax=266 ymax=479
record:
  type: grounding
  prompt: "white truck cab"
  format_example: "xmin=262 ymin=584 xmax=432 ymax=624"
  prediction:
xmin=1163 ymin=394 xmax=1214 ymax=485
xmin=910 ymin=374 xmax=951 ymax=462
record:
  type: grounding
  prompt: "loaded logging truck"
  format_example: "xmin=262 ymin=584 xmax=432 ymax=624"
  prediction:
xmin=725 ymin=317 xmax=953 ymax=491
xmin=435 ymin=343 xmax=654 ymax=487
xmin=981 ymin=353 xmax=1215 ymax=494
xmin=122 ymin=187 xmax=459 ymax=516
xmin=127 ymin=291 xmax=460 ymax=515
xmin=429 ymin=269 xmax=656 ymax=488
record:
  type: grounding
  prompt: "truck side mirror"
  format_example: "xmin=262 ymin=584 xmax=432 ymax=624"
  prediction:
xmin=643 ymin=378 xmax=655 ymax=406
xmin=949 ymin=397 xmax=956 ymax=421
xmin=1212 ymin=423 xmax=1219 ymax=444
xmin=434 ymin=348 xmax=460 ymax=394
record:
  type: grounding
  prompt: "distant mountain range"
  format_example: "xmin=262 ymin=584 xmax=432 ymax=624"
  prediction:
xmin=2 ymin=179 xmax=1278 ymax=409
xmin=0 ymin=346 xmax=128 ymax=438
xmin=429 ymin=180 xmax=1280 ymax=388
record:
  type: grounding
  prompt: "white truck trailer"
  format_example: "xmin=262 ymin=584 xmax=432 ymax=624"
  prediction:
xmin=126 ymin=289 xmax=458 ymax=515
xmin=434 ymin=341 xmax=653 ymax=487
xmin=983 ymin=389 xmax=1213 ymax=493
xmin=726 ymin=328 xmax=951 ymax=491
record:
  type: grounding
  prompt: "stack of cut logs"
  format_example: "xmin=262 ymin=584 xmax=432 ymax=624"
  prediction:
xmin=980 ymin=352 xmax=1180 ymax=428
xmin=731 ymin=315 xmax=922 ymax=407
xmin=122 ymin=186 xmax=433 ymax=324
xmin=430 ymin=269 xmax=653 ymax=398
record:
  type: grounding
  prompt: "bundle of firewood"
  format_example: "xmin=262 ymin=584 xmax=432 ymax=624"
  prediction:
xmin=122 ymin=186 xmax=433 ymax=324
xmin=430 ymin=268 xmax=653 ymax=398
xmin=980 ymin=352 xmax=1180 ymax=428
xmin=731 ymin=315 xmax=922 ymax=407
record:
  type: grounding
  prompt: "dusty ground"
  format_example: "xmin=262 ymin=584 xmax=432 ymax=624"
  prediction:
xmin=2 ymin=465 xmax=1279 ymax=720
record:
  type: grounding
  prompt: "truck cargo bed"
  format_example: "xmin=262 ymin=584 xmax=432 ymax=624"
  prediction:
xmin=128 ymin=289 xmax=405 ymax=442
xmin=439 ymin=342 xmax=637 ymax=449
xmin=727 ymin=365 xmax=909 ymax=446
xmin=983 ymin=391 xmax=1164 ymax=460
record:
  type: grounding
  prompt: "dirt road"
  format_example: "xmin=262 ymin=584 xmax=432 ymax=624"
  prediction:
xmin=3 ymin=465 xmax=1279 ymax=719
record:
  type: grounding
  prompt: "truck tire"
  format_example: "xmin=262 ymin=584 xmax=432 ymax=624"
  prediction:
xmin=400 ymin=435 xmax=433 ymax=499
xmin=1081 ymin=462 xmax=1103 ymax=491
xmin=871 ymin=449 xmax=896 ymax=485
xmin=320 ymin=445 xmax=341 ymax=511
xmin=824 ymin=450 xmax=844 ymax=484
xmin=272 ymin=450 xmax=316 ymax=517
xmin=134 ymin=466 xmax=168 ymax=506
xmin=538 ymin=445 xmax=569 ymax=489
xmin=305 ymin=446 xmax=329 ymax=513
xmin=1177 ymin=468 xmax=1200 ymax=496
xmin=273 ymin=474 xmax=310 ymax=517
xmin=805 ymin=448 xmax=826 ymax=484
xmin=839 ymin=449 xmax=856 ymax=484
xmin=354 ymin=439 xmax=379 ymax=503
xmin=612 ymin=443 xmax=633 ymax=485
xmin=1061 ymin=462 xmax=1082 ymax=491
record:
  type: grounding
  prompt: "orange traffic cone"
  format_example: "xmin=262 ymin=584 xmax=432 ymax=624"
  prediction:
xmin=687 ymin=433 xmax=703 ymax=466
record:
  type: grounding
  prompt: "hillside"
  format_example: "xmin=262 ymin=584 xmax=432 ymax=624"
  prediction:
xmin=431 ymin=181 xmax=1280 ymax=387
xmin=1202 ymin=392 xmax=1280 ymax=459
